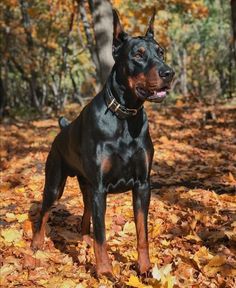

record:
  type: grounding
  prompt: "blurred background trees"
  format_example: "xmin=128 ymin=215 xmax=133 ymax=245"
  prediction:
xmin=0 ymin=0 xmax=235 ymax=118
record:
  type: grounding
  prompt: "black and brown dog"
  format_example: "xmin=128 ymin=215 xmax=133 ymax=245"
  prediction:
xmin=32 ymin=10 xmax=174 ymax=276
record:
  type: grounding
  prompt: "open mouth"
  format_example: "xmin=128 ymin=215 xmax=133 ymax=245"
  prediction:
xmin=136 ymin=86 xmax=169 ymax=103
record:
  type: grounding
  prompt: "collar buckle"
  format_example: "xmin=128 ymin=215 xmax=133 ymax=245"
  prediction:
xmin=105 ymin=83 xmax=143 ymax=119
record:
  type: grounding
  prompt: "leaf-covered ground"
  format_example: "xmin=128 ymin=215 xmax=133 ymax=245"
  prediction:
xmin=0 ymin=103 xmax=236 ymax=288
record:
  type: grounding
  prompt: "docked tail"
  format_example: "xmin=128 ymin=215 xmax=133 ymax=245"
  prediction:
xmin=58 ymin=116 xmax=70 ymax=130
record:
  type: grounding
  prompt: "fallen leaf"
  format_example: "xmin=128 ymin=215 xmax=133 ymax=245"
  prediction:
xmin=1 ymin=228 xmax=22 ymax=243
xmin=152 ymin=264 xmax=161 ymax=281
xmin=185 ymin=233 xmax=202 ymax=243
xmin=60 ymin=279 xmax=77 ymax=288
xmin=161 ymin=239 xmax=171 ymax=247
xmin=22 ymin=220 xmax=33 ymax=237
xmin=35 ymin=250 xmax=50 ymax=261
xmin=227 ymin=172 xmax=236 ymax=184
xmin=193 ymin=246 xmax=213 ymax=268
xmin=0 ymin=264 xmax=15 ymax=278
xmin=162 ymin=263 xmax=172 ymax=276
xmin=152 ymin=263 xmax=175 ymax=288
xmin=15 ymin=187 xmax=25 ymax=194
xmin=16 ymin=213 xmax=28 ymax=223
xmin=5 ymin=212 xmax=16 ymax=222
xmin=23 ymin=254 xmax=40 ymax=269
xmin=123 ymin=221 xmax=136 ymax=235
xmin=151 ymin=222 xmax=162 ymax=238
xmin=112 ymin=260 xmax=121 ymax=275
xmin=207 ymin=255 xmax=226 ymax=267
xmin=125 ymin=275 xmax=152 ymax=288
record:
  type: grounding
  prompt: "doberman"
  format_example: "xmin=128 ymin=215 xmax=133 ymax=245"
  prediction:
xmin=31 ymin=10 xmax=174 ymax=277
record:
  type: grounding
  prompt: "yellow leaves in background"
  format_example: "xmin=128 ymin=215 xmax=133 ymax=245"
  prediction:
xmin=169 ymin=0 xmax=208 ymax=18
xmin=113 ymin=0 xmax=122 ymax=6
xmin=1 ymin=0 xmax=17 ymax=6
xmin=112 ymin=0 xmax=208 ymax=45
xmin=47 ymin=41 xmax=59 ymax=50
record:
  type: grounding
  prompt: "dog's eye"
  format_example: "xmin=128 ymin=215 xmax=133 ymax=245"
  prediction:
xmin=135 ymin=52 xmax=143 ymax=59
xmin=134 ymin=49 xmax=145 ymax=59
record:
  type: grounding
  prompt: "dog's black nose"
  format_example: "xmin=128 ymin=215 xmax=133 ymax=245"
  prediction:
xmin=159 ymin=68 xmax=174 ymax=81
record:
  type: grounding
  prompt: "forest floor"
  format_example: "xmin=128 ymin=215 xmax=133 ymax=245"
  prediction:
xmin=0 ymin=102 xmax=235 ymax=288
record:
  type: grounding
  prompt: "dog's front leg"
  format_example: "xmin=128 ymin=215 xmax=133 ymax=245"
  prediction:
xmin=132 ymin=182 xmax=151 ymax=274
xmin=92 ymin=191 xmax=112 ymax=276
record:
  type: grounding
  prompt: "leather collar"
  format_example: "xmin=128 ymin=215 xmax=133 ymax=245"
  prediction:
xmin=104 ymin=83 xmax=143 ymax=119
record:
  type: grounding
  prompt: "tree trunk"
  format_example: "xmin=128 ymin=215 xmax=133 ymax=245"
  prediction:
xmin=230 ymin=0 xmax=236 ymax=97
xmin=0 ymin=77 xmax=6 ymax=117
xmin=70 ymin=70 xmax=84 ymax=105
xmin=19 ymin=0 xmax=42 ymax=111
xmin=231 ymin=0 xmax=236 ymax=61
xmin=89 ymin=0 xmax=114 ymax=86
xmin=78 ymin=0 xmax=101 ymax=88
xmin=180 ymin=48 xmax=188 ymax=98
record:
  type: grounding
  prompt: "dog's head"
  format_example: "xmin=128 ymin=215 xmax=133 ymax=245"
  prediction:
xmin=112 ymin=9 xmax=174 ymax=103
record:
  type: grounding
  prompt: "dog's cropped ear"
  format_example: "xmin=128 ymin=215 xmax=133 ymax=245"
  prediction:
xmin=112 ymin=9 xmax=129 ymax=59
xmin=145 ymin=8 xmax=156 ymax=38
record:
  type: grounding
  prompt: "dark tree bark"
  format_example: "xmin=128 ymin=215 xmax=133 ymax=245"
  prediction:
xmin=230 ymin=0 xmax=236 ymax=98
xmin=58 ymin=5 xmax=76 ymax=108
xmin=70 ymin=70 xmax=84 ymax=105
xmin=0 ymin=77 xmax=6 ymax=117
xmin=78 ymin=0 xmax=101 ymax=87
xmin=231 ymin=0 xmax=236 ymax=61
xmin=19 ymin=0 xmax=41 ymax=110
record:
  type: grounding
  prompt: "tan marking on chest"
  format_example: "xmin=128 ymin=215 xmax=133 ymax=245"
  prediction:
xmin=101 ymin=157 xmax=112 ymax=174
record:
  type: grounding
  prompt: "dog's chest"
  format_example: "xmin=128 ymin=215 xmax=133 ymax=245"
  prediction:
xmin=100 ymin=137 xmax=150 ymax=193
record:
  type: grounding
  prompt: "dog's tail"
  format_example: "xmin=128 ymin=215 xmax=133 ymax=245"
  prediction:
xmin=58 ymin=116 xmax=70 ymax=130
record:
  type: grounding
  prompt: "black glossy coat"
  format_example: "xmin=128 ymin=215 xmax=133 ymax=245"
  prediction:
xmin=32 ymin=9 xmax=174 ymax=276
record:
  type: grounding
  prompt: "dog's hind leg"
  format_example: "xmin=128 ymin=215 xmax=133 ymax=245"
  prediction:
xmin=77 ymin=178 xmax=93 ymax=246
xmin=31 ymin=149 xmax=67 ymax=250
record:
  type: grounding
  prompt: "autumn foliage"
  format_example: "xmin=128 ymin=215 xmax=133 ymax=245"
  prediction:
xmin=1 ymin=103 xmax=235 ymax=287
xmin=0 ymin=0 xmax=235 ymax=287
xmin=0 ymin=0 xmax=235 ymax=116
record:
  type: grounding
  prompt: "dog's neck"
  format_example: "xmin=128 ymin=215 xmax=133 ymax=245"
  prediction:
xmin=108 ymin=66 xmax=144 ymax=110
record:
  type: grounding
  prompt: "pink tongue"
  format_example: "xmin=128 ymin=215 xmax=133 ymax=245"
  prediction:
xmin=156 ymin=91 xmax=166 ymax=97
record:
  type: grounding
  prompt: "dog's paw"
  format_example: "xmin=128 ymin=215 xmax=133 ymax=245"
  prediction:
xmin=31 ymin=234 xmax=44 ymax=251
xmin=96 ymin=263 xmax=113 ymax=278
